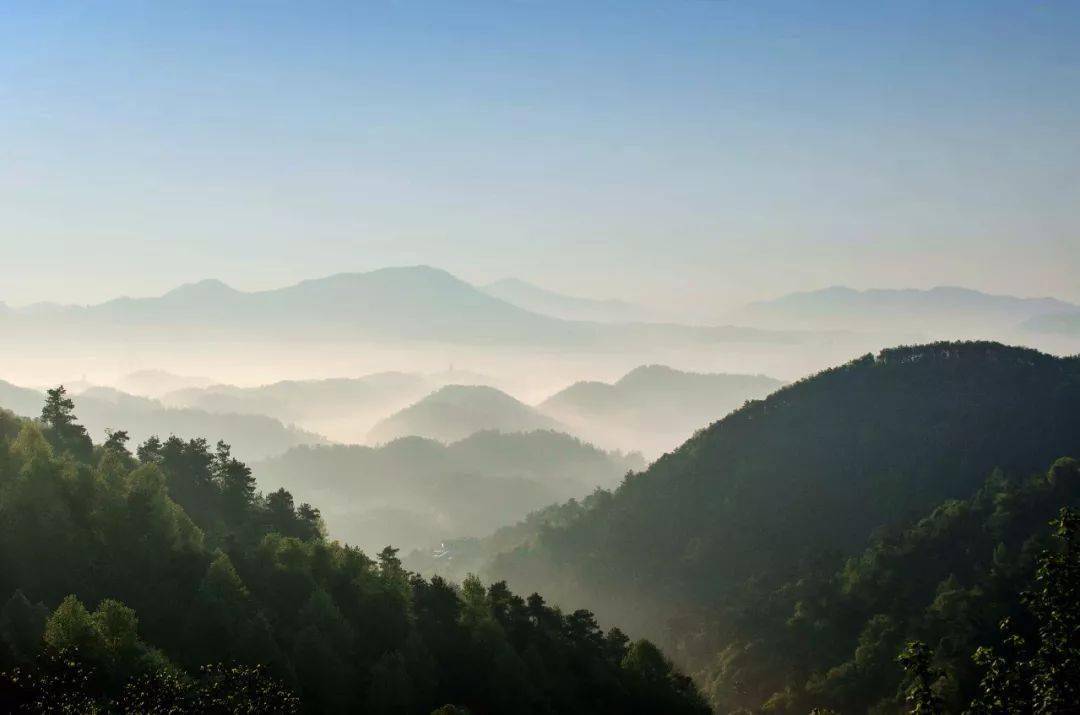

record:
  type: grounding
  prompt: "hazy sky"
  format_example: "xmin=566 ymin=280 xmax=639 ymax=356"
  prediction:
xmin=2 ymin=0 xmax=1078 ymax=313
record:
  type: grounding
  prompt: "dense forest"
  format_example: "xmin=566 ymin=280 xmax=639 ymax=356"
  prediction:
xmin=4 ymin=342 xmax=1079 ymax=713
xmin=699 ymin=458 xmax=1080 ymax=711
xmin=0 ymin=387 xmax=708 ymax=713
xmin=477 ymin=342 xmax=1080 ymax=711
xmin=412 ymin=464 xmax=1080 ymax=712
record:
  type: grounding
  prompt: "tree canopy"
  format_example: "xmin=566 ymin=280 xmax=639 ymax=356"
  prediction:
xmin=0 ymin=396 xmax=708 ymax=713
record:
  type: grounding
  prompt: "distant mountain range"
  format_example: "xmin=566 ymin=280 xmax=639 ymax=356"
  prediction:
xmin=6 ymin=272 xmax=1077 ymax=349
xmin=0 ymin=380 xmax=325 ymax=461
xmin=734 ymin=285 xmax=1080 ymax=335
xmin=368 ymin=384 xmax=563 ymax=444
xmin=1022 ymin=311 xmax=1080 ymax=336
xmin=0 ymin=266 xmax=808 ymax=349
xmin=482 ymin=278 xmax=655 ymax=323
xmin=255 ymin=429 xmax=643 ymax=553
xmin=138 ymin=364 xmax=785 ymax=456
xmin=115 ymin=369 xmax=214 ymax=397
xmin=540 ymin=365 xmax=784 ymax=456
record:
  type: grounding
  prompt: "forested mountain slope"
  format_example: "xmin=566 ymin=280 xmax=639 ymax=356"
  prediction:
xmin=256 ymin=430 xmax=643 ymax=553
xmin=0 ymin=392 xmax=707 ymax=713
xmin=488 ymin=343 xmax=1080 ymax=668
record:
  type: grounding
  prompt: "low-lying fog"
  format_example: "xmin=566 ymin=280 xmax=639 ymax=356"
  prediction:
xmin=3 ymin=270 xmax=1078 ymax=555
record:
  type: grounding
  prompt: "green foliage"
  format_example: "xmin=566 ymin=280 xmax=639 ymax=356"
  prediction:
xmin=103 ymin=428 xmax=131 ymax=457
xmin=44 ymin=596 xmax=104 ymax=659
xmin=259 ymin=429 xmax=641 ymax=554
xmin=0 ymin=390 xmax=708 ymax=713
xmin=40 ymin=385 xmax=93 ymax=460
xmin=967 ymin=507 xmax=1080 ymax=713
xmin=898 ymin=641 xmax=944 ymax=714
xmin=479 ymin=342 xmax=1080 ymax=711
xmin=685 ymin=457 xmax=1080 ymax=713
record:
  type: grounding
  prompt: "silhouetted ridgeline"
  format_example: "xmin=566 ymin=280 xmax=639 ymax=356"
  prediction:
xmin=735 ymin=285 xmax=1080 ymax=334
xmin=482 ymin=277 xmax=655 ymax=323
xmin=0 ymin=266 xmax=803 ymax=349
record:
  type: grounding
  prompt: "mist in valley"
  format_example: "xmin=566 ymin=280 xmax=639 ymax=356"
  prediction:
xmin=3 ymin=1 xmax=1080 ymax=713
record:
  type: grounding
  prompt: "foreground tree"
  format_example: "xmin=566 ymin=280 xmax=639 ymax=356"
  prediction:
xmin=967 ymin=507 xmax=1080 ymax=713
xmin=0 ymin=393 xmax=710 ymax=713
xmin=39 ymin=386 xmax=92 ymax=459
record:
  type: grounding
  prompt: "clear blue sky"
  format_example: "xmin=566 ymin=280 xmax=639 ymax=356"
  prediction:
xmin=2 ymin=0 xmax=1078 ymax=312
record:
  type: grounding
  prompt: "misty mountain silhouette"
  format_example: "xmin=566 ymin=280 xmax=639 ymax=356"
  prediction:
xmin=164 ymin=372 xmax=431 ymax=421
xmin=736 ymin=285 xmax=1079 ymax=333
xmin=256 ymin=429 xmax=643 ymax=553
xmin=368 ymin=384 xmax=564 ymax=444
xmin=482 ymin=277 xmax=654 ymax=323
xmin=1023 ymin=310 xmax=1080 ymax=336
xmin=0 ymin=380 xmax=324 ymax=461
xmin=163 ymin=372 xmax=438 ymax=443
xmin=540 ymin=365 xmax=784 ymax=455
xmin=116 ymin=369 xmax=214 ymax=397
xmin=2 ymin=266 xmax=805 ymax=348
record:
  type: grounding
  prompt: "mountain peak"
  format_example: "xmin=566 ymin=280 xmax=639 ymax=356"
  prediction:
xmin=617 ymin=364 xmax=685 ymax=383
xmin=162 ymin=278 xmax=237 ymax=299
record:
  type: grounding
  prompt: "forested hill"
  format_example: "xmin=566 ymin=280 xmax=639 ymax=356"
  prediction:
xmin=0 ymin=390 xmax=708 ymax=713
xmin=488 ymin=342 xmax=1080 ymax=655
xmin=255 ymin=430 xmax=643 ymax=554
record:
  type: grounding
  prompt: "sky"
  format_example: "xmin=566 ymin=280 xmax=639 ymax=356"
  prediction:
xmin=1 ymin=0 xmax=1078 ymax=315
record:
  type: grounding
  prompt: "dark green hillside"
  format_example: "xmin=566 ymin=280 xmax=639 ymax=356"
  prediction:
xmin=0 ymin=393 xmax=707 ymax=713
xmin=699 ymin=457 xmax=1080 ymax=712
xmin=489 ymin=343 xmax=1080 ymax=681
